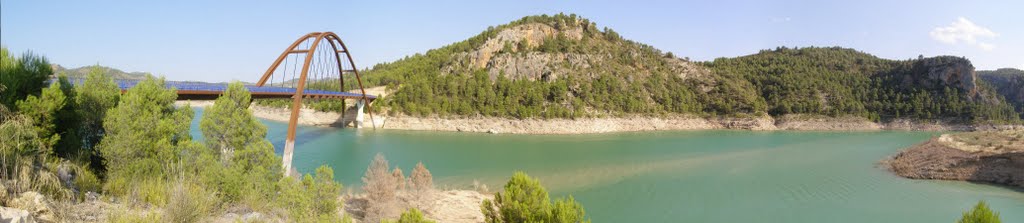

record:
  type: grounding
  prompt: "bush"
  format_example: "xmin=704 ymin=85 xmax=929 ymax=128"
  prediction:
xmin=481 ymin=172 xmax=589 ymax=223
xmin=409 ymin=162 xmax=434 ymax=209
xmin=957 ymin=201 xmax=1001 ymax=223
xmin=164 ymin=179 xmax=218 ymax=223
xmin=199 ymin=82 xmax=282 ymax=208
xmin=383 ymin=208 xmax=436 ymax=223
xmin=0 ymin=113 xmax=73 ymax=201
xmin=97 ymin=76 xmax=193 ymax=199
xmin=362 ymin=153 xmax=404 ymax=222
xmin=277 ymin=165 xmax=344 ymax=222
xmin=0 ymin=47 xmax=52 ymax=109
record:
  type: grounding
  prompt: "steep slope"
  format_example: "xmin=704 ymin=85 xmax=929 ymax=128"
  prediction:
xmin=979 ymin=68 xmax=1024 ymax=118
xmin=705 ymin=48 xmax=1019 ymax=122
xmin=362 ymin=14 xmax=1021 ymax=123
xmin=363 ymin=13 xmax=762 ymax=119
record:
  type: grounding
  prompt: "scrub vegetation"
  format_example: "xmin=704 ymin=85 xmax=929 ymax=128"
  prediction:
xmin=1 ymin=47 xmax=350 ymax=222
xmin=957 ymin=201 xmax=1001 ymax=223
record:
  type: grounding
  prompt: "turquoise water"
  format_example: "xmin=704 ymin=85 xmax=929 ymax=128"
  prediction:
xmin=189 ymin=109 xmax=1024 ymax=222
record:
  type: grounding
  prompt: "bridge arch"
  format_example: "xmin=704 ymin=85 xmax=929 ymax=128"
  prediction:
xmin=259 ymin=32 xmax=375 ymax=175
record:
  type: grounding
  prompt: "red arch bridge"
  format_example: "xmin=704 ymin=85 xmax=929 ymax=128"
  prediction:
xmin=66 ymin=32 xmax=377 ymax=176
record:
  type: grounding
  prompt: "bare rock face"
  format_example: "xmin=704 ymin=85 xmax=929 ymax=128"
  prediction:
xmin=482 ymin=53 xmax=606 ymax=81
xmin=469 ymin=23 xmax=564 ymax=69
xmin=906 ymin=57 xmax=978 ymax=98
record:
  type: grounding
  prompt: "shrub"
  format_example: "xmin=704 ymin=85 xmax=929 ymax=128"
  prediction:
xmin=957 ymin=201 xmax=1001 ymax=223
xmin=277 ymin=165 xmax=344 ymax=222
xmin=409 ymin=162 xmax=434 ymax=208
xmin=198 ymin=82 xmax=282 ymax=208
xmin=0 ymin=114 xmax=73 ymax=201
xmin=97 ymin=76 xmax=193 ymax=198
xmin=362 ymin=153 xmax=403 ymax=222
xmin=383 ymin=208 xmax=436 ymax=223
xmin=164 ymin=179 xmax=218 ymax=223
xmin=0 ymin=47 xmax=52 ymax=109
xmin=482 ymin=172 xmax=590 ymax=223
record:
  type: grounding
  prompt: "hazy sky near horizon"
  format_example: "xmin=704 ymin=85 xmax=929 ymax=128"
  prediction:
xmin=2 ymin=0 xmax=1022 ymax=82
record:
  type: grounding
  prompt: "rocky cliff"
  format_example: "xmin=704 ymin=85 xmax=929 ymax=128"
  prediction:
xmin=911 ymin=57 xmax=978 ymax=98
xmin=979 ymin=68 xmax=1024 ymax=116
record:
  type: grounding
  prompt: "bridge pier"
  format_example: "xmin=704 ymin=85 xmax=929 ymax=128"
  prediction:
xmin=354 ymin=100 xmax=365 ymax=128
xmin=282 ymin=139 xmax=296 ymax=176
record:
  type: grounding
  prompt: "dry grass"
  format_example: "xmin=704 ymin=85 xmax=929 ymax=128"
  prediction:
xmin=948 ymin=130 xmax=1024 ymax=153
xmin=163 ymin=178 xmax=218 ymax=223
xmin=360 ymin=153 xmax=439 ymax=223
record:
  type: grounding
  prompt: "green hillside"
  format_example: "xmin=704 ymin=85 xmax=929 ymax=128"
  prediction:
xmin=361 ymin=14 xmax=1021 ymax=123
xmin=705 ymin=48 xmax=1019 ymax=122
xmin=979 ymin=68 xmax=1024 ymax=118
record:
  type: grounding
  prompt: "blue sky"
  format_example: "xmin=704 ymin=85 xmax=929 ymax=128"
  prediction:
xmin=2 ymin=0 xmax=1021 ymax=82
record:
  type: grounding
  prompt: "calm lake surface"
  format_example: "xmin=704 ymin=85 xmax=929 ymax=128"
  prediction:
xmin=190 ymin=108 xmax=1024 ymax=222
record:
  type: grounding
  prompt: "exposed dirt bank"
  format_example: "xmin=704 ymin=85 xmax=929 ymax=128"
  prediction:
xmin=175 ymin=100 xmax=1019 ymax=134
xmin=885 ymin=131 xmax=1024 ymax=188
xmin=377 ymin=114 xmax=1018 ymax=134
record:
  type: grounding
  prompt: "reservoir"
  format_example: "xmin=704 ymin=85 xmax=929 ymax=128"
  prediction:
xmin=189 ymin=109 xmax=1024 ymax=222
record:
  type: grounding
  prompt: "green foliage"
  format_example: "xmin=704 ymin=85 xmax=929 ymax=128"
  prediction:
xmin=705 ymin=47 xmax=1019 ymax=123
xmin=199 ymin=82 xmax=282 ymax=205
xmin=97 ymin=76 xmax=194 ymax=200
xmin=978 ymin=68 xmax=1024 ymax=118
xmin=253 ymin=98 xmax=346 ymax=112
xmin=383 ymin=208 xmax=436 ymax=223
xmin=277 ymin=165 xmax=345 ymax=222
xmin=0 ymin=114 xmax=73 ymax=200
xmin=51 ymin=75 xmax=84 ymax=161
xmin=0 ymin=47 xmax=53 ymax=109
xmin=957 ymin=201 xmax=1001 ymax=223
xmin=74 ymin=67 xmax=121 ymax=174
xmin=361 ymin=14 xmax=762 ymax=119
xmin=360 ymin=15 xmax=1021 ymax=123
xmin=15 ymin=81 xmax=68 ymax=151
xmin=200 ymin=82 xmax=266 ymax=159
xmin=75 ymin=67 xmax=121 ymax=149
xmin=482 ymin=172 xmax=589 ymax=223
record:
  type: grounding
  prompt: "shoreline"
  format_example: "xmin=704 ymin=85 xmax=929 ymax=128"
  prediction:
xmin=175 ymin=100 xmax=1021 ymax=134
xmin=884 ymin=132 xmax=1024 ymax=189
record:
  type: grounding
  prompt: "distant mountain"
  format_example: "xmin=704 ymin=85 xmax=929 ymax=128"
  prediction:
xmin=51 ymin=64 xmax=149 ymax=80
xmin=979 ymin=68 xmax=1024 ymax=117
xmin=361 ymin=14 xmax=1021 ymax=123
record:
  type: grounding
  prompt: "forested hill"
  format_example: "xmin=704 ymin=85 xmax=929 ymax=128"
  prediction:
xmin=51 ymin=64 xmax=149 ymax=80
xmin=361 ymin=14 xmax=1021 ymax=123
xmin=979 ymin=68 xmax=1024 ymax=117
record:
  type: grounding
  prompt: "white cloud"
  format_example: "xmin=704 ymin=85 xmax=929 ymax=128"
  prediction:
xmin=930 ymin=17 xmax=998 ymax=51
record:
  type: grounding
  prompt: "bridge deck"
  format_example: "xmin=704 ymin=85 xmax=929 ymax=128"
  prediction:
xmin=61 ymin=78 xmax=376 ymax=100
